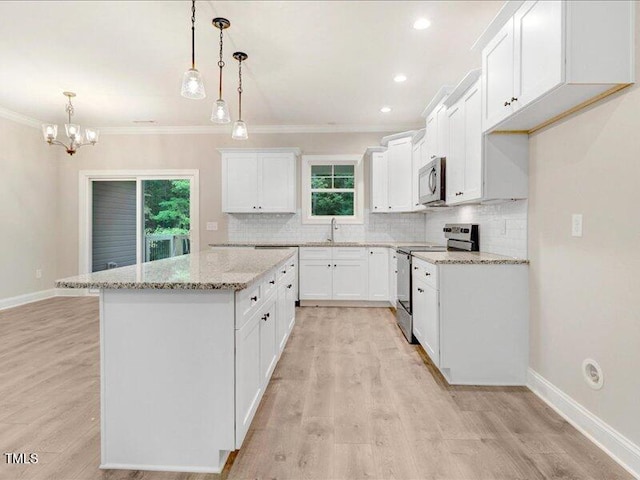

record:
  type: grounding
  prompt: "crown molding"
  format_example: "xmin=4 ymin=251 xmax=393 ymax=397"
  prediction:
xmin=0 ymin=106 xmax=42 ymax=129
xmin=97 ymin=123 xmax=421 ymax=135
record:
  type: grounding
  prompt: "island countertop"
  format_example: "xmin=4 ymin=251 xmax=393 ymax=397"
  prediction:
xmin=55 ymin=248 xmax=296 ymax=291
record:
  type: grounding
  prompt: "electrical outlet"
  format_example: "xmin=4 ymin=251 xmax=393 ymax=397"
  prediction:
xmin=206 ymin=222 xmax=218 ymax=231
xmin=571 ymin=214 xmax=583 ymax=237
xmin=35 ymin=269 xmax=42 ymax=279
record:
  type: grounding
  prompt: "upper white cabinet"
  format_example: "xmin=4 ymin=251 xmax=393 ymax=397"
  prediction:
xmin=369 ymin=133 xmax=415 ymax=213
xmin=481 ymin=0 xmax=634 ymax=132
xmin=220 ymin=148 xmax=300 ymax=213
xmin=411 ymin=132 xmax=427 ymax=212
xmin=422 ymin=87 xmax=453 ymax=161
xmin=445 ymin=71 xmax=528 ymax=205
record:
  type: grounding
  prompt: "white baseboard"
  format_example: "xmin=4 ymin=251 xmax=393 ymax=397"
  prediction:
xmin=527 ymin=368 xmax=640 ymax=478
xmin=0 ymin=288 xmax=95 ymax=311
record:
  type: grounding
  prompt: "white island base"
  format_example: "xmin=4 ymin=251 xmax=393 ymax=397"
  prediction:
xmin=100 ymin=289 xmax=236 ymax=474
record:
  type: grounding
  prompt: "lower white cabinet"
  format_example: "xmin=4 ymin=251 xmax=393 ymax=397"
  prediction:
xmin=300 ymin=247 xmax=396 ymax=303
xmin=389 ymin=250 xmax=397 ymax=305
xmin=259 ymin=295 xmax=277 ymax=386
xmin=411 ymin=257 xmax=528 ymax=385
xmin=368 ymin=248 xmax=390 ymax=301
xmin=235 ymin=256 xmax=297 ymax=448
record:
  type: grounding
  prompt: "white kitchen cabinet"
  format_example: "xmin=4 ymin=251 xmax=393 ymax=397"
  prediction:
xmin=299 ymin=259 xmax=333 ymax=300
xmin=235 ymin=308 xmax=261 ymax=448
xmin=422 ymin=87 xmax=453 ymax=163
xmin=481 ymin=0 xmax=634 ymax=132
xmin=386 ymin=137 xmax=413 ymax=212
xmin=444 ymin=71 xmax=528 ymax=205
xmin=389 ymin=249 xmax=397 ymax=305
xmin=370 ymin=133 xmax=415 ymax=214
xmin=411 ymin=257 xmax=528 ymax=385
xmin=259 ymin=295 xmax=277 ymax=387
xmin=411 ymin=136 xmax=426 ymax=212
xmin=367 ymin=248 xmax=389 ymax=301
xmin=276 ymin=282 xmax=288 ymax=352
xmin=284 ymin=280 xmax=296 ymax=333
xmin=332 ymin=260 xmax=369 ymax=300
xmin=220 ymin=148 xmax=300 ymax=213
xmin=370 ymin=150 xmax=388 ymax=212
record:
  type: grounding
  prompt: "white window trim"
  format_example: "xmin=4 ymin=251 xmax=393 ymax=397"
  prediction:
xmin=301 ymin=155 xmax=364 ymax=225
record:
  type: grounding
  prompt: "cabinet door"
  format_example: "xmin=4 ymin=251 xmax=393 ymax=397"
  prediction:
xmin=412 ymin=277 xmax=427 ymax=344
xmin=462 ymin=80 xmax=482 ymax=203
xmin=389 ymin=250 xmax=398 ymax=305
xmin=387 ymin=137 xmax=413 ymax=212
xmin=223 ymin=153 xmax=259 ymax=213
xmin=425 ymin=113 xmax=437 ymax=161
xmin=513 ymin=0 xmax=563 ymax=110
xmin=276 ymin=283 xmax=288 ymax=353
xmin=332 ymin=260 xmax=368 ymax=300
xmin=446 ymin=100 xmax=465 ymax=205
xmin=259 ymin=296 xmax=277 ymax=387
xmin=368 ymin=248 xmax=389 ymax=301
xmin=285 ymin=280 xmax=296 ymax=333
xmin=370 ymin=152 xmax=388 ymax=212
xmin=435 ymin=103 xmax=449 ymax=159
xmin=235 ymin=311 xmax=261 ymax=448
xmin=299 ymin=259 xmax=333 ymax=300
xmin=482 ymin=17 xmax=515 ymax=131
xmin=412 ymin=141 xmax=426 ymax=211
xmin=422 ymin=283 xmax=440 ymax=367
xmin=258 ymin=153 xmax=296 ymax=213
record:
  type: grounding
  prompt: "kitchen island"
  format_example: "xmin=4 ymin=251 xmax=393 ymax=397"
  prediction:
xmin=56 ymin=248 xmax=298 ymax=474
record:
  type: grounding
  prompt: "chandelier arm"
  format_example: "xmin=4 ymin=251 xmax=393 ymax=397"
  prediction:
xmin=48 ymin=139 xmax=71 ymax=150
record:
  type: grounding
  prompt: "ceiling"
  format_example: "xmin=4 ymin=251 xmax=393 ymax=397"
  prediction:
xmin=0 ymin=1 xmax=502 ymax=131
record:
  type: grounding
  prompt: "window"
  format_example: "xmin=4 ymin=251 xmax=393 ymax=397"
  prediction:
xmin=302 ymin=155 xmax=363 ymax=224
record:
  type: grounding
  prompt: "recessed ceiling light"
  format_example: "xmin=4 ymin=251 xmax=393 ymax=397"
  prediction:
xmin=380 ymin=106 xmax=392 ymax=113
xmin=413 ymin=18 xmax=431 ymax=30
xmin=394 ymin=74 xmax=407 ymax=83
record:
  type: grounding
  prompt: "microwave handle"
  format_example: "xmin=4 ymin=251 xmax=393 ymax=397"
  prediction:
xmin=429 ymin=167 xmax=437 ymax=194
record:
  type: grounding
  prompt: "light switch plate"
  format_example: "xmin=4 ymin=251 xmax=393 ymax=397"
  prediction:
xmin=571 ymin=214 xmax=583 ymax=237
xmin=206 ymin=222 xmax=218 ymax=231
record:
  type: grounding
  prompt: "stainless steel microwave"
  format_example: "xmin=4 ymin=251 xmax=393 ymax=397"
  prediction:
xmin=419 ymin=157 xmax=446 ymax=206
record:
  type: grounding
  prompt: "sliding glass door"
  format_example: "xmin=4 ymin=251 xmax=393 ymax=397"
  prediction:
xmin=81 ymin=171 xmax=198 ymax=274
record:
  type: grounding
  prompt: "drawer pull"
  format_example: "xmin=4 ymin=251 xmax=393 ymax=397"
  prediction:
xmin=290 ymin=263 xmax=294 ymax=267
xmin=425 ymin=273 xmax=431 ymax=276
xmin=269 ymin=280 xmax=275 ymax=285
xmin=261 ymin=314 xmax=268 ymax=321
xmin=251 ymin=296 xmax=258 ymax=302
xmin=287 ymin=284 xmax=293 ymax=289
xmin=414 ymin=266 xmax=418 ymax=270
xmin=327 ymin=264 xmax=331 ymax=268
xmin=282 ymin=270 xmax=287 ymax=274
xmin=417 ymin=288 xmax=424 ymax=293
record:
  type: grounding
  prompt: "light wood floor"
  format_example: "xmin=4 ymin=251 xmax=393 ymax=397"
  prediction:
xmin=0 ymin=298 xmax=631 ymax=480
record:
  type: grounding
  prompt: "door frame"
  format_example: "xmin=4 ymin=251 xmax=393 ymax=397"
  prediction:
xmin=78 ymin=169 xmax=200 ymax=275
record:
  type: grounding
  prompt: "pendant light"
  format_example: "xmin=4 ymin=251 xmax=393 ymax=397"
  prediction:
xmin=181 ymin=0 xmax=206 ymax=99
xmin=211 ymin=17 xmax=231 ymax=123
xmin=42 ymin=92 xmax=99 ymax=156
xmin=232 ymin=52 xmax=248 ymax=140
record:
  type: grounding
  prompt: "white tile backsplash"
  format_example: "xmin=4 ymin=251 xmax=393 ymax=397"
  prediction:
xmin=424 ymin=200 xmax=528 ymax=258
xmin=228 ymin=209 xmax=427 ymax=243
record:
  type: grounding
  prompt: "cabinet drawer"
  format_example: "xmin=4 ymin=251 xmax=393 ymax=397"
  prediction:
xmin=299 ymin=247 xmax=332 ymax=260
xmin=262 ymin=271 xmax=277 ymax=299
xmin=276 ymin=260 xmax=294 ymax=282
xmin=332 ymin=247 xmax=367 ymax=260
xmin=413 ymin=258 xmax=438 ymax=289
xmin=236 ymin=283 xmax=262 ymax=330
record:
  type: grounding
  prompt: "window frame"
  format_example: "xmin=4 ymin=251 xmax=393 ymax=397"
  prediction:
xmin=301 ymin=154 xmax=364 ymax=224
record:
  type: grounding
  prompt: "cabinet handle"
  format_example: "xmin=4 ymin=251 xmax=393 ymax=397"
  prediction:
xmin=327 ymin=264 xmax=331 ymax=268
xmin=417 ymin=288 xmax=424 ymax=293
xmin=511 ymin=97 xmax=518 ymax=102
xmin=388 ymin=206 xmax=392 ymax=209
xmin=415 ymin=203 xmax=419 ymax=206
xmin=287 ymin=284 xmax=293 ymax=289
xmin=374 ymin=206 xmax=378 ymax=209
xmin=414 ymin=266 xmax=418 ymax=270
xmin=282 ymin=270 xmax=287 ymax=274
xmin=425 ymin=272 xmax=431 ymax=276
xmin=431 ymin=155 xmax=436 ymax=159
xmin=269 ymin=280 xmax=275 ymax=285
xmin=265 ymin=312 xmax=270 ymax=318
xmin=504 ymin=101 xmax=511 ymax=107
xmin=261 ymin=315 xmax=267 ymax=321
xmin=253 ymin=206 xmax=257 ymax=209
xmin=251 ymin=296 xmax=258 ymax=302
xmin=258 ymin=206 xmax=262 ymax=209
xmin=290 ymin=263 xmax=294 ymax=267
xmin=370 ymin=251 xmax=373 ymax=254
xmin=334 ymin=264 xmax=337 ymax=268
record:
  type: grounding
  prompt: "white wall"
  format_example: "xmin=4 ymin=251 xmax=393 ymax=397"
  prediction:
xmin=528 ymin=8 xmax=640 ymax=450
xmin=424 ymin=200 xmax=528 ymax=258
xmin=0 ymin=115 xmax=59 ymax=301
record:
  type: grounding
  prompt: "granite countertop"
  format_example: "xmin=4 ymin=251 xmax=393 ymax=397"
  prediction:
xmin=412 ymin=251 xmax=529 ymax=265
xmin=210 ymin=241 xmax=446 ymax=249
xmin=55 ymin=248 xmax=296 ymax=291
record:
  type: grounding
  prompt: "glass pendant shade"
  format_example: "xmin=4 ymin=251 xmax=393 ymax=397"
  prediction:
xmin=65 ymin=123 xmax=80 ymax=140
xmin=42 ymin=124 xmax=57 ymax=141
xmin=85 ymin=128 xmax=99 ymax=143
xmin=181 ymin=68 xmax=206 ymax=99
xmin=73 ymin=132 xmax=83 ymax=145
xmin=211 ymin=99 xmax=231 ymax=123
xmin=232 ymin=120 xmax=248 ymax=140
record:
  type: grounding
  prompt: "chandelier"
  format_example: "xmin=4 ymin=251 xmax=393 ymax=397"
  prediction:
xmin=42 ymin=92 xmax=99 ymax=156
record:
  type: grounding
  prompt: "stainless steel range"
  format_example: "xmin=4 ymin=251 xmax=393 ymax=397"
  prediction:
xmin=395 ymin=224 xmax=479 ymax=343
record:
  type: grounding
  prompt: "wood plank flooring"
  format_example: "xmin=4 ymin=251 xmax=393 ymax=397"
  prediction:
xmin=0 ymin=298 xmax=631 ymax=480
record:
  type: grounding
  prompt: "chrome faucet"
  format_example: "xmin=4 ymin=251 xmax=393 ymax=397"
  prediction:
xmin=328 ymin=217 xmax=338 ymax=243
